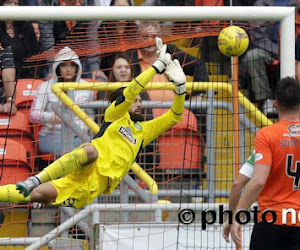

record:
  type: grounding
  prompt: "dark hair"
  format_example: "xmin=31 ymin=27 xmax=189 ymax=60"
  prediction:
xmin=275 ymin=76 xmax=300 ymax=110
xmin=109 ymin=53 xmax=135 ymax=82
xmin=108 ymin=87 xmax=125 ymax=103
xmin=0 ymin=20 xmax=27 ymax=47
xmin=55 ymin=61 xmax=78 ymax=82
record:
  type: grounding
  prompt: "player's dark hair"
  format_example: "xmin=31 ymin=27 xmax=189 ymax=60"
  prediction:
xmin=275 ymin=76 xmax=300 ymax=110
xmin=108 ymin=87 xmax=125 ymax=103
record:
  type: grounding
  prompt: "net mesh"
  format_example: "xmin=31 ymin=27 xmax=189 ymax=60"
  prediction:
xmin=0 ymin=18 xmax=280 ymax=249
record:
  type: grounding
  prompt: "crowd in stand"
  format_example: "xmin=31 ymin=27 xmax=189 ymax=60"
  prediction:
xmin=0 ymin=0 xmax=298 ymax=166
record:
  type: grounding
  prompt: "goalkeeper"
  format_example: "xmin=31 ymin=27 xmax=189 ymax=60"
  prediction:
xmin=0 ymin=38 xmax=187 ymax=209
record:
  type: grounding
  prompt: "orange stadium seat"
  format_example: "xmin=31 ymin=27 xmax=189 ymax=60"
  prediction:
xmin=152 ymin=109 xmax=205 ymax=172
xmin=0 ymin=138 xmax=33 ymax=185
xmin=15 ymin=78 xmax=43 ymax=116
xmin=0 ymin=112 xmax=35 ymax=168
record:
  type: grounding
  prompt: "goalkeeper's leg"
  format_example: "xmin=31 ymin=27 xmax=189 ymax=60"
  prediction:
xmin=0 ymin=184 xmax=31 ymax=204
xmin=16 ymin=144 xmax=98 ymax=197
xmin=0 ymin=183 xmax=57 ymax=205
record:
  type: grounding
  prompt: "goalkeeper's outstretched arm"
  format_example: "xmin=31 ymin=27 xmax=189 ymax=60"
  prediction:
xmin=142 ymin=59 xmax=186 ymax=146
xmin=104 ymin=37 xmax=171 ymax=122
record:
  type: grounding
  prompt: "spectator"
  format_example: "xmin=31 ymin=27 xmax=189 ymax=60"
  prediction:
xmin=38 ymin=0 xmax=107 ymax=80
xmin=195 ymin=0 xmax=231 ymax=77
xmin=22 ymin=0 xmax=40 ymax=42
xmin=241 ymin=0 xmax=296 ymax=116
xmin=92 ymin=0 xmax=136 ymax=81
xmin=39 ymin=0 xmax=94 ymax=52
xmin=97 ymin=19 xmax=137 ymax=48
xmin=97 ymin=53 xmax=136 ymax=101
xmin=0 ymin=45 xmax=17 ymax=114
xmin=0 ymin=0 xmax=39 ymax=79
xmin=29 ymin=46 xmax=95 ymax=154
xmin=101 ymin=21 xmax=209 ymax=102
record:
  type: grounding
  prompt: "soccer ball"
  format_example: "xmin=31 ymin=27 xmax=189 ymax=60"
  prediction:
xmin=217 ymin=26 xmax=249 ymax=57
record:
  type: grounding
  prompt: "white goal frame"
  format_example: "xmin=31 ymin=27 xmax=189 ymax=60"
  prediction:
xmin=0 ymin=5 xmax=295 ymax=250
xmin=0 ymin=5 xmax=295 ymax=77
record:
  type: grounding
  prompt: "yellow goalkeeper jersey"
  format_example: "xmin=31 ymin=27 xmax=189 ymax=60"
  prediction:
xmin=91 ymin=66 xmax=185 ymax=194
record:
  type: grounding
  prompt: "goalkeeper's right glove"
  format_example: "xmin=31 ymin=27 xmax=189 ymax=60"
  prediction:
xmin=152 ymin=37 xmax=171 ymax=74
xmin=164 ymin=59 xmax=186 ymax=95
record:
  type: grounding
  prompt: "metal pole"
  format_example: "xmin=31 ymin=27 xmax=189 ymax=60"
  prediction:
xmin=123 ymin=175 xmax=152 ymax=202
xmin=280 ymin=7 xmax=295 ymax=77
xmin=206 ymin=90 xmax=215 ymax=203
xmin=119 ymin=180 xmax=129 ymax=222
xmin=0 ymin=6 xmax=294 ymax=21
xmin=26 ymin=202 xmax=247 ymax=250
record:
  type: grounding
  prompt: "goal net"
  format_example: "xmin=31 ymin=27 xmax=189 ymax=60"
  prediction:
xmin=0 ymin=5 xmax=295 ymax=250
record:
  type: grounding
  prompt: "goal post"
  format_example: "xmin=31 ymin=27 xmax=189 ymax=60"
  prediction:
xmin=0 ymin=5 xmax=295 ymax=76
xmin=0 ymin=5 xmax=296 ymax=250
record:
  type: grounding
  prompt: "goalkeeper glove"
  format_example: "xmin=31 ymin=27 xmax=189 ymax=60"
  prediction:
xmin=152 ymin=37 xmax=171 ymax=74
xmin=164 ymin=59 xmax=186 ymax=95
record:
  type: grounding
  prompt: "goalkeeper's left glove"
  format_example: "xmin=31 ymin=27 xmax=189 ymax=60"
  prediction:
xmin=152 ymin=37 xmax=171 ymax=74
xmin=164 ymin=59 xmax=186 ymax=95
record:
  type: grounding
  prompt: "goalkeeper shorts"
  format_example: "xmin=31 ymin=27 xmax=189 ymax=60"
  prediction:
xmin=49 ymin=162 xmax=109 ymax=209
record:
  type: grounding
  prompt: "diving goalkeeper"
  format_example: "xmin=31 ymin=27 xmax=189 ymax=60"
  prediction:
xmin=0 ymin=38 xmax=187 ymax=209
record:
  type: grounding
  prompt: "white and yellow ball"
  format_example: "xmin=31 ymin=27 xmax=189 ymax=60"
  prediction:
xmin=217 ymin=26 xmax=249 ymax=57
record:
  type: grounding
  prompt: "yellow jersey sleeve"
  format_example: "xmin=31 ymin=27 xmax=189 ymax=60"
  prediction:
xmin=141 ymin=93 xmax=185 ymax=147
xmin=104 ymin=67 xmax=157 ymax=122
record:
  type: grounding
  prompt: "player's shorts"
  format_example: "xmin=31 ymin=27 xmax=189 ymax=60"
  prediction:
xmin=250 ymin=223 xmax=300 ymax=250
xmin=49 ymin=161 xmax=109 ymax=209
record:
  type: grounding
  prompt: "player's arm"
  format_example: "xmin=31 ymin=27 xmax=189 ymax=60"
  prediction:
xmin=1 ymin=46 xmax=17 ymax=115
xmin=142 ymin=59 xmax=186 ymax=147
xmin=104 ymin=67 xmax=157 ymax=122
xmin=230 ymin=163 xmax=270 ymax=246
xmin=230 ymin=132 xmax=271 ymax=247
xmin=223 ymin=173 xmax=250 ymax=243
xmin=229 ymin=174 xmax=251 ymax=212
xmin=229 ymin=153 xmax=255 ymax=212
xmin=222 ymin=150 xmax=255 ymax=242
xmin=234 ymin=135 xmax=270 ymax=212
xmin=104 ymin=38 xmax=171 ymax=122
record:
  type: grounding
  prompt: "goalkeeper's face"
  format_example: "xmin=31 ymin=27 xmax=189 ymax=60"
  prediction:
xmin=129 ymin=95 xmax=143 ymax=122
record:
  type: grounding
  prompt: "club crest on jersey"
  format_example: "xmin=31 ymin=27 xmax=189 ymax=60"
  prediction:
xmin=119 ymin=126 xmax=137 ymax=144
xmin=134 ymin=123 xmax=142 ymax=130
xmin=285 ymin=124 xmax=300 ymax=137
